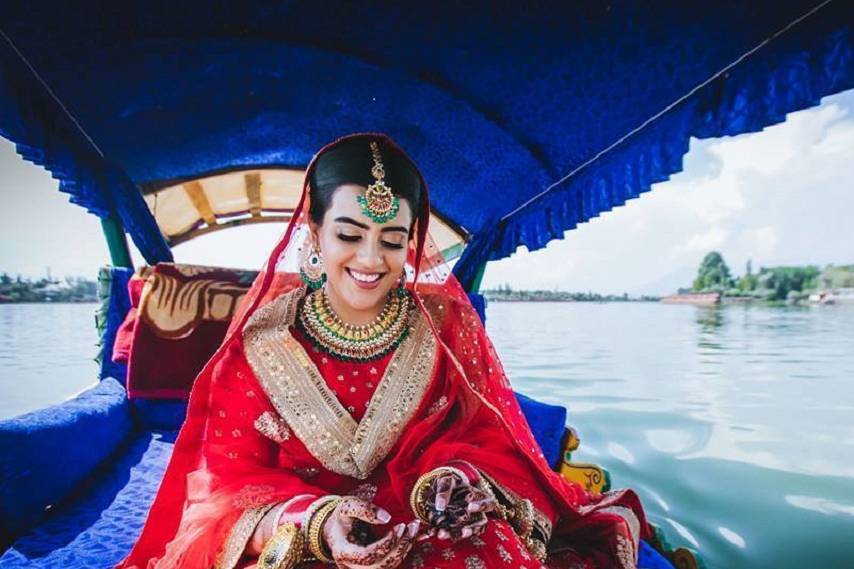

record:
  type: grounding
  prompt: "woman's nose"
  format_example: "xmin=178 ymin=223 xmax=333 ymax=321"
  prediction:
xmin=356 ymin=239 xmax=383 ymax=267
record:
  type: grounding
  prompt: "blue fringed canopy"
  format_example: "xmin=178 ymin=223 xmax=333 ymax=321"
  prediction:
xmin=1 ymin=1 xmax=853 ymax=280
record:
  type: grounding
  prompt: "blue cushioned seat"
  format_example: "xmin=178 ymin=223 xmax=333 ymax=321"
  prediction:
xmin=0 ymin=431 xmax=175 ymax=568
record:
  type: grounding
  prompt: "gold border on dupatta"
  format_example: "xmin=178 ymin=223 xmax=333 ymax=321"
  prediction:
xmin=242 ymin=286 xmax=437 ymax=480
xmin=214 ymin=503 xmax=277 ymax=569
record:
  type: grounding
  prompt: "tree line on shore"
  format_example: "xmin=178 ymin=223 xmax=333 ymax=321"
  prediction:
xmin=690 ymin=252 xmax=854 ymax=302
xmin=0 ymin=273 xmax=98 ymax=303
xmin=483 ymin=285 xmax=658 ymax=302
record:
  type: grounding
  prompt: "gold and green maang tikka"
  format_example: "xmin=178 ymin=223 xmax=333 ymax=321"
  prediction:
xmin=356 ymin=141 xmax=400 ymax=223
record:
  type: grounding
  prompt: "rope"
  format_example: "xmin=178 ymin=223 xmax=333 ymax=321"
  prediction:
xmin=499 ymin=0 xmax=835 ymax=223
xmin=0 ymin=26 xmax=106 ymax=159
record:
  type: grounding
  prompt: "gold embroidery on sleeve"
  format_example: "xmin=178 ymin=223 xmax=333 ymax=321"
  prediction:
xmin=214 ymin=503 xmax=277 ymax=569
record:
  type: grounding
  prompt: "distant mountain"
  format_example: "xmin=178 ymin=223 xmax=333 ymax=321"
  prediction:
xmin=629 ymin=266 xmax=697 ymax=297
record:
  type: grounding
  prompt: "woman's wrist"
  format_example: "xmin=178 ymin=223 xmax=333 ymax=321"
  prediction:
xmin=302 ymin=495 xmax=342 ymax=563
xmin=246 ymin=495 xmax=317 ymax=556
xmin=257 ymin=521 xmax=304 ymax=569
xmin=445 ymin=460 xmax=480 ymax=485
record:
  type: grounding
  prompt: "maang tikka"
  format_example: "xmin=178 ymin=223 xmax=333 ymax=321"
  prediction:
xmin=300 ymin=243 xmax=326 ymax=290
xmin=357 ymin=141 xmax=400 ymax=223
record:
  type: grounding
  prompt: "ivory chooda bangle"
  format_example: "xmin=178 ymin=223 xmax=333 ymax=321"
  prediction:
xmin=300 ymin=495 xmax=340 ymax=533
xmin=258 ymin=521 xmax=304 ymax=569
xmin=306 ymin=497 xmax=341 ymax=563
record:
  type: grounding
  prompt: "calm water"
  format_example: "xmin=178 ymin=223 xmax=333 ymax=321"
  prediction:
xmin=487 ymin=302 xmax=854 ymax=569
xmin=0 ymin=303 xmax=100 ymax=419
xmin=2 ymin=302 xmax=854 ymax=568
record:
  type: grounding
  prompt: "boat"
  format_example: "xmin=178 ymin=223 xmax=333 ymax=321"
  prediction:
xmin=2 ymin=2 xmax=853 ymax=567
xmin=660 ymin=292 xmax=722 ymax=306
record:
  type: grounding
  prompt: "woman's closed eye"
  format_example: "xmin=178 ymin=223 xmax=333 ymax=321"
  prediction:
xmin=336 ymin=233 xmax=405 ymax=249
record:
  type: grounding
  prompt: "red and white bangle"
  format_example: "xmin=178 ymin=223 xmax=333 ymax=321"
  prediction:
xmin=445 ymin=460 xmax=480 ymax=485
xmin=272 ymin=494 xmax=317 ymax=530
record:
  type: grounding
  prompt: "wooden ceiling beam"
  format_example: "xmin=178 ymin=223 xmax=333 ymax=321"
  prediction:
xmin=182 ymin=181 xmax=217 ymax=226
xmin=245 ymin=172 xmax=263 ymax=217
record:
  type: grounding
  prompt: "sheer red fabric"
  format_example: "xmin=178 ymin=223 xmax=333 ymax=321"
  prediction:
xmin=117 ymin=133 xmax=651 ymax=569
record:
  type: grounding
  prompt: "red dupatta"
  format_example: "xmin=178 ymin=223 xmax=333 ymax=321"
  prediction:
xmin=118 ymin=133 xmax=651 ymax=569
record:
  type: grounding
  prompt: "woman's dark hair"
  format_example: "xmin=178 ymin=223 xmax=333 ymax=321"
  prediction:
xmin=308 ymin=137 xmax=422 ymax=230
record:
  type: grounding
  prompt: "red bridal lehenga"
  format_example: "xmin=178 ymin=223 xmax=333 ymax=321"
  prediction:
xmin=117 ymin=134 xmax=651 ymax=569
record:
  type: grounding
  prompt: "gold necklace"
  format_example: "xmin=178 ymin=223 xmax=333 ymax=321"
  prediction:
xmin=297 ymin=287 xmax=413 ymax=361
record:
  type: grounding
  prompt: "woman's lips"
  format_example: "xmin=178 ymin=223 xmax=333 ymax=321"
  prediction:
xmin=346 ymin=268 xmax=385 ymax=290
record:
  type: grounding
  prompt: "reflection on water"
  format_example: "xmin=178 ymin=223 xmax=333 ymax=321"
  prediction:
xmin=2 ymin=302 xmax=853 ymax=568
xmin=487 ymin=302 xmax=854 ymax=569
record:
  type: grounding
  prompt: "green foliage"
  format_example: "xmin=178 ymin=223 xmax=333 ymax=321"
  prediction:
xmin=817 ymin=265 xmax=854 ymax=289
xmin=689 ymin=252 xmax=849 ymax=303
xmin=693 ymin=251 xmax=733 ymax=292
xmin=737 ymin=273 xmax=759 ymax=292
xmin=0 ymin=274 xmax=98 ymax=302
xmin=756 ymin=266 xmax=820 ymax=301
xmin=482 ymin=288 xmax=644 ymax=302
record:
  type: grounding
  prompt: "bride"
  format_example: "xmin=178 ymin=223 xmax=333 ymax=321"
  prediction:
xmin=118 ymin=133 xmax=651 ymax=569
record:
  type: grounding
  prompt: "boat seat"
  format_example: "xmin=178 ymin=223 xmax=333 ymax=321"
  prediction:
xmin=0 ymin=429 xmax=174 ymax=568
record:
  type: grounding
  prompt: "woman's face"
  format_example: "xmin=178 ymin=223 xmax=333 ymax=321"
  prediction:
xmin=309 ymin=184 xmax=414 ymax=321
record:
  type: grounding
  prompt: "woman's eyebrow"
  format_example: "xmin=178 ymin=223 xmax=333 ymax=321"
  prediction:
xmin=334 ymin=216 xmax=369 ymax=229
xmin=334 ymin=216 xmax=407 ymax=234
xmin=380 ymin=226 xmax=409 ymax=234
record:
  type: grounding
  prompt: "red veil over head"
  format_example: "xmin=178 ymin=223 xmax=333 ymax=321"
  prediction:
xmin=119 ymin=133 xmax=650 ymax=569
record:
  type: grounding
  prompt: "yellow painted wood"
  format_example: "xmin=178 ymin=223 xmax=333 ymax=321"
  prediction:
xmin=558 ymin=461 xmax=610 ymax=494
xmin=245 ymin=172 xmax=262 ymax=217
xmin=182 ymin=181 xmax=217 ymax=226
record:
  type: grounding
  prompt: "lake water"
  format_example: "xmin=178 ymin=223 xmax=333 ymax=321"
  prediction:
xmin=0 ymin=303 xmax=101 ymax=419
xmin=2 ymin=302 xmax=853 ymax=568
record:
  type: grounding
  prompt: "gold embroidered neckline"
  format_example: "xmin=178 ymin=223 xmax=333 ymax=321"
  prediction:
xmin=242 ymin=285 xmax=437 ymax=479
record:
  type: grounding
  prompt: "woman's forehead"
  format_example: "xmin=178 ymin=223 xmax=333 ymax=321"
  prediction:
xmin=326 ymin=184 xmax=413 ymax=228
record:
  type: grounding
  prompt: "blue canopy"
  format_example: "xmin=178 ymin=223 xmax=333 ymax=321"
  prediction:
xmin=1 ymin=1 xmax=852 ymax=284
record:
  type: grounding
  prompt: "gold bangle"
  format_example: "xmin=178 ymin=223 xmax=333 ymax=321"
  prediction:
xmin=525 ymin=535 xmax=548 ymax=562
xmin=409 ymin=471 xmax=439 ymax=522
xmin=306 ymin=497 xmax=341 ymax=563
xmin=258 ymin=522 xmax=304 ymax=569
xmin=409 ymin=466 xmax=470 ymax=522
xmin=301 ymin=495 xmax=340 ymax=532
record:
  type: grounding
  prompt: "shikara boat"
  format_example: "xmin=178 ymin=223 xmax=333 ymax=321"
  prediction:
xmin=2 ymin=2 xmax=853 ymax=567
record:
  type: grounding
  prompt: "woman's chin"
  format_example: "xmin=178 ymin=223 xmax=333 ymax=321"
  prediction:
xmin=340 ymin=282 xmax=392 ymax=311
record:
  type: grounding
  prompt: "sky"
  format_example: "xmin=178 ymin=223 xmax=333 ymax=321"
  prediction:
xmin=2 ymin=89 xmax=853 ymax=295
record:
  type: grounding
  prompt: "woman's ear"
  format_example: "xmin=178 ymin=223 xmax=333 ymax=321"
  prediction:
xmin=307 ymin=219 xmax=320 ymax=251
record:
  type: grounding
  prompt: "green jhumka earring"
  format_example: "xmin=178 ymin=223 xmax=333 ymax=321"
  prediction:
xmin=357 ymin=141 xmax=400 ymax=223
xmin=300 ymin=245 xmax=326 ymax=290
xmin=397 ymin=270 xmax=408 ymax=296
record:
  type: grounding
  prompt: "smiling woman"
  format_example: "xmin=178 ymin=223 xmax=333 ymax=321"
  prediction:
xmin=306 ymin=138 xmax=421 ymax=324
xmin=119 ymin=134 xmax=657 ymax=569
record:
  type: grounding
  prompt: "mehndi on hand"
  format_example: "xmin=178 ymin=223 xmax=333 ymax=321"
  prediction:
xmin=414 ymin=468 xmax=497 ymax=542
xmin=321 ymin=496 xmax=420 ymax=569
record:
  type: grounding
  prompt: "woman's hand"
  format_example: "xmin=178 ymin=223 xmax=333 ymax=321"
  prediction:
xmin=420 ymin=471 xmax=497 ymax=542
xmin=246 ymin=503 xmax=286 ymax=556
xmin=323 ymin=496 xmax=420 ymax=569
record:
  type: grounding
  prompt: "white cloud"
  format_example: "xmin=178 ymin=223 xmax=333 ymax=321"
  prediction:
xmin=671 ymin=226 xmax=728 ymax=257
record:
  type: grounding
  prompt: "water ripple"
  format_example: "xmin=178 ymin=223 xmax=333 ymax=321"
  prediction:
xmin=486 ymin=302 xmax=854 ymax=568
